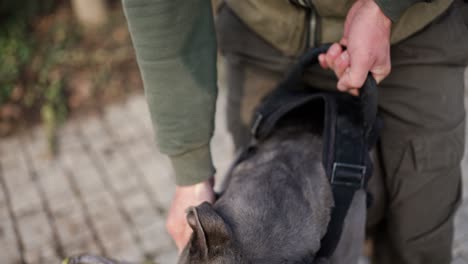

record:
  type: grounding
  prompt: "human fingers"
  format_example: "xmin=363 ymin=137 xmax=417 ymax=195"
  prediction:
xmin=167 ymin=207 xmax=191 ymax=252
xmin=348 ymin=88 xmax=359 ymax=96
xmin=337 ymin=48 xmax=372 ymax=91
xmin=318 ymin=54 xmax=329 ymax=69
xmin=370 ymin=58 xmax=391 ymax=84
xmin=333 ymin=50 xmax=350 ymax=79
xmin=325 ymin=43 xmax=343 ymax=71
xmin=166 ymin=179 xmax=215 ymax=253
xmin=340 ymin=37 xmax=348 ymax=47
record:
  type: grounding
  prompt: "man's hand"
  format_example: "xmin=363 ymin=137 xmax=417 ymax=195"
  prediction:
xmin=166 ymin=178 xmax=215 ymax=252
xmin=318 ymin=0 xmax=392 ymax=95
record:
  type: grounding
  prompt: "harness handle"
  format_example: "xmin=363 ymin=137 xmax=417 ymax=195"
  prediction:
xmin=285 ymin=44 xmax=378 ymax=136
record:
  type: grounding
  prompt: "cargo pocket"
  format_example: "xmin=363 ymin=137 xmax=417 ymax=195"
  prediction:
xmin=392 ymin=121 xmax=465 ymax=207
xmin=399 ymin=121 xmax=464 ymax=252
xmin=390 ymin=120 xmax=465 ymax=205
xmin=411 ymin=121 xmax=465 ymax=175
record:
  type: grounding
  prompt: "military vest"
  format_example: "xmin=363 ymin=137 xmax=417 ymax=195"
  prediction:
xmin=224 ymin=0 xmax=453 ymax=56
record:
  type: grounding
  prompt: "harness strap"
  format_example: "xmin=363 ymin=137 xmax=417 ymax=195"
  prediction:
xmin=316 ymin=83 xmax=376 ymax=257
xmin=250 ymin=44 xmax=380 ymax=259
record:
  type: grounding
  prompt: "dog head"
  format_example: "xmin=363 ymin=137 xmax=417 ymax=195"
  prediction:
xmin=177 ymin=202 xmax=331 ymax=264
xmin=177 ymin=202 xmax=246 ymax=264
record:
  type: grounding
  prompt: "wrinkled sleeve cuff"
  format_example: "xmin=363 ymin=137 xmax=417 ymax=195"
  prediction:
xmin=374 ymin=0 xmax=425 ymax=22
xmin=169 ymin=144 xmax=215 ymax=186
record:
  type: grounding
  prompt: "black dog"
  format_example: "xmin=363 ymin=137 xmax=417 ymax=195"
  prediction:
xmin=178 ymin=45 xmax=377 ymax=264
xmin=178 ymin=110 xmax=369 ymax=264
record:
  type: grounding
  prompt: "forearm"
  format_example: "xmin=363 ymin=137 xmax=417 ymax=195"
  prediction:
xmin=122 ymin=0 xmax=218 ymax=185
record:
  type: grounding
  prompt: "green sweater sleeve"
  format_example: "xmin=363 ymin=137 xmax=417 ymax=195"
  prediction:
xmin=373 ymin=0 xmax=429 ymax=22
xmin=122 ymin=0 xmax=217 ymax=186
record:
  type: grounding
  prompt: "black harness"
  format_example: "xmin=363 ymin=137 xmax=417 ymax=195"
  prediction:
xmin=249 ymin=44 xmax=381 ymax=258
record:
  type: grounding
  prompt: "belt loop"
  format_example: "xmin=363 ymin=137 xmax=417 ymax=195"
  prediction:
xmin=309 ymin=8 xmax=318 ymax=48
xmin=288 ymin=0 xmax=320 ymax=49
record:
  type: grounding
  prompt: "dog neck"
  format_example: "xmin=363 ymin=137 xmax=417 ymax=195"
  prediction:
xmin=215 ymin=129 xmax=334 ymax=262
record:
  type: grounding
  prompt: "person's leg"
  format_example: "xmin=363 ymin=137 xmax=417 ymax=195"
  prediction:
xmin=223 ymin=56 xmax=285 ymax=149
xmin=368 ymin=1 xmax=468 ymax=263
xmin=217 ymin=2 xmax=468 ymax=264
xmin=216 ymin=5 xmax=293 ymax=150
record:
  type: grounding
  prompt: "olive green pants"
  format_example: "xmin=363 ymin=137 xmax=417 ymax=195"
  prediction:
xmin=217 ymin=1 xmax=468 ymax=263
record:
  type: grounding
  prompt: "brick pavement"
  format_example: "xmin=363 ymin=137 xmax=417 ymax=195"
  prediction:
xmin=0 ymin=69 xmax=467 ymax=264
xmin=0 ymin=83 xmax=236 ymax=264
xmin=0 ymin=95 xmax=182 ymax=264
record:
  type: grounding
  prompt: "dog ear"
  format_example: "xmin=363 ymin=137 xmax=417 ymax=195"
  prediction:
xmin=186 ymin=202 xmax=232 ymax=258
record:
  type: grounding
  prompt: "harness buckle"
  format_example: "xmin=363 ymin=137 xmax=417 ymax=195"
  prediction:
xmin=331 ymin=162 xmax=366 ymax=189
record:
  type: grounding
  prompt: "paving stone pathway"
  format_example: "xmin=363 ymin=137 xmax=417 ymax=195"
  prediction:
xmin=0 ymin=87 xmax=235 ymax=264
xmin=1 ymin=69 xmax=467 ymax=264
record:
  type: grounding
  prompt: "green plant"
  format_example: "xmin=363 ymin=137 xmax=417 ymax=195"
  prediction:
xmin=0 ymin=0 xmax=57 ymax=105
xmin=35 ymin=21 xmax=80 ymax=154
xmin=0 ymin=22 xmax=32 ymax=105
xmin=41 ymin=78 xmax=67 ymax=154
xmin=0 ymin=0 xmax=68 ymax=151
xmin=0 ymin=1 xmax=138 ymax=153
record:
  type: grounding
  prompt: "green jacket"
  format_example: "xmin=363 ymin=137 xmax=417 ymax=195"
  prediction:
xmin=226 ymin=0 xmax=453 ymax=55
xmin=122 ymin=0 xmax=453 ymax=185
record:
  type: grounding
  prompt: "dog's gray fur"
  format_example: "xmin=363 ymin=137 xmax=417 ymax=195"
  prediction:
xmin=178 ymin=121 xmax=367 ymax=264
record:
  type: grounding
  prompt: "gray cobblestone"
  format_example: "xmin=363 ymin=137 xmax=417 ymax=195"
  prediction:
xmin=9 ymin=184 xmax=43 ymax=217
xmin=105 ymin=104 xmax=140 ymax=142
xmin=137 ymin=219 xmax=173 ymax=254
xmin=17 ymin=211 xmax=54 ymax=251
xmin=0 ymin=218 xmax=21 ymax=264
xmin=0 ymin=239 xmax=21 ymax=264
xmin=2 ymin=95 xmax=178 ymax=262
xmin=23 ymin=245 xmax=60 ymax=264
xmin=88 ymin=146 xmax=130 ymax=180
xmin=125 ymin=96 xmax=153 ymax=135
xmin=1 ymin=142 xmax=27 ymax=174
xmin=110 ymin=172 xmax=141 ymax=196
xmin=23 ymin=130 xmax=50 ymax=167
xmin=138 ymin=155 xmax=175 ymax=209
xmin=62 ymin=238 xmax=102 ymax=258
xmin=84 ymin=192 xmax=120 ymax=223
xmin=61 ymin=152 xmax=107 ymax=195
xmin=57 ymin=122 xmax=83 ymax=151
xmin=121 ymin=192 xmax=160 ymax=227
xmin=0 ymin=185 xmax=8 ymax=221
xmin=154 ymin=250 xmax=178 ymax=264
xmin=106 ymin=240 xmax=144 ymax=262
xmin=36 ymin=166 xmax=74 ymax=202
xmin=95 ymin=219 xmax=134 ymax=249
xmin=53 ymin=202 xmax=91 ymax=245
xmin=0 ymin=217 xmax=17 ymax=243
xmin=1 ymin=157 xmax=31 ymax=192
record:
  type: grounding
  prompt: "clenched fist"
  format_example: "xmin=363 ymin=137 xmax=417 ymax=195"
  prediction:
xmin=319 ymin=0 xmax=392 ymax=95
